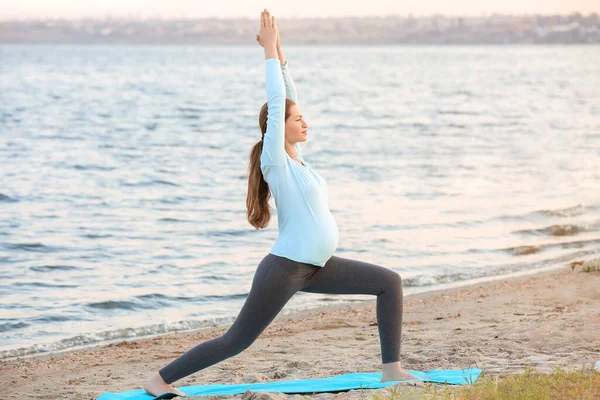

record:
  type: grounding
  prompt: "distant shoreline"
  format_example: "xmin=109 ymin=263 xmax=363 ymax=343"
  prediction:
xmin=2 ymin=43 xmax=599 ymax=46
xmin=1 ymin=13 xmax=598 ymax=45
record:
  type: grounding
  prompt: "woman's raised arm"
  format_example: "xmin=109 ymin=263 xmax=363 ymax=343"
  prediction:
xmin=279 ymin=57 xmax=298 ymax=104
xmin=274 ymin=22 xmax=303 ymax=160
xmin=260 ymin=10 xmax=286 ymax=167
xmin=257 ymin=14 xmax=299 ymax=104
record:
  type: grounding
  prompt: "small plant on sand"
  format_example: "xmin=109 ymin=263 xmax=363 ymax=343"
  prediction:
xmin=569 ymin=258 xmax=600 ymax=272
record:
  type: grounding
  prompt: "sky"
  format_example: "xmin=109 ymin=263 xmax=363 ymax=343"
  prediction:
xmin=1 ymin=0 xmax=598 ymax=20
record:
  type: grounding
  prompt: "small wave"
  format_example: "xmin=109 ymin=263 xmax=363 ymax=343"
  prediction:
xmin=72 ymin=164 xmax=115 ymax=171
xmin=534 ymin=204 xmax=585 ymax=218
xmin=509 ymin=245 xmax=542 ymax=256
xmin=204 ymin=229 xmax=250 ymax=238
xmin=201 ymin=292 xmax=249 ymax=301
xmin=30 ymin=265 xmax=79 ymax=272
xmin=1 ymin=242 xmax=55 ymax=253
xmin=38 ymin=135 xmax=83 ymax=141
xmin=86 ymin=291 xmax=221 ymax=311
xmin=152 ymin=179 xmax=179 ymax=187
xmin=202 ymin=275 xmax=230 ymax=281
xmin=144 ymin=122 xmax=159 ymax=131
xmin=404 ymin=248 xmax=600 ymax=288
xmin=0 ymin=318 xmax=226 ymax=361
xmin=0 ymin=321 xmax=29 ymax=333
xmin=437 ymin=109 xmax=479 ymax=116
xmin=0 ymin=193 xmax=18 ymax=203
xmin=13 ymin=282 xmax=79 ymax=288
xmin=157 ymin=217 xmax=185 ymax=222
xmin=144 ymin=264 xmax=181 ymax=274
xmin=514 ymin=222 xmax=600 ymax=237
xmin=81 ymin=233 xmax=113 ymax=239
xmin=502 ymin=237 xmax=600 ymax=256
xmin=87 ymin=300 xmax=141 ymax=311
xmin=176 ymin=107 xmax=203 ymax=113
xmin=121 ymin=179 xmax=180 ymax=187
xmin=492 ymin=204 xmax=592 ymax=222
xmin=28 ymin=314 xmax=86 ymax=323
xmin=403 ymin=271 xmax=484 ymax=287
xmin=157 ymin=197 xmax=187 ymax=205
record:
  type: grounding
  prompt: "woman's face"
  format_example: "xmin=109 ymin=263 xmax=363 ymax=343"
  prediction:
xmin=285 ymin=104 xmax=308 ymax=144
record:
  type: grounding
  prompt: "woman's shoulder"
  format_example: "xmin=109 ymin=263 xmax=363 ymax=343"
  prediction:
xmin=261 ymin=162 xmax=287 ymax=179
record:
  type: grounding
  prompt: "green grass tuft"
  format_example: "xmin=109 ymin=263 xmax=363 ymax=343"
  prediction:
xmin=367 ymin=364 xmax=600 ymax=400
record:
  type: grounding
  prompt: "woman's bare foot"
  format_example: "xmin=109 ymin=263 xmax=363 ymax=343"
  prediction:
xmin=381 ymin=362 xmax=423 ymax=383
xmin=381 ymin=368 xmax=422 ymax=382
xmin=143 ymin=371 xmax=189 ymax=397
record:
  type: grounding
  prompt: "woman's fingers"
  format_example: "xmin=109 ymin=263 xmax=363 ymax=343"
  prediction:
xmin=260 ymin=9 xmax=276 ymax=30
xmin=259 ymin=8 xmax=278 ymax=47
xmin=267 ymin=10 xmax=274 ymax=29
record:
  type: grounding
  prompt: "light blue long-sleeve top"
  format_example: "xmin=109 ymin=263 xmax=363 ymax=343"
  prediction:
xmin=260 ymin=57 xmax=339 ymax=267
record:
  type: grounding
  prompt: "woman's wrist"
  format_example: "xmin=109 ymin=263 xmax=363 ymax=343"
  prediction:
xmin=264 ymin=45 xmax=278 ymax=60
xmin=277 ymin=45 xmax=286 ymax=66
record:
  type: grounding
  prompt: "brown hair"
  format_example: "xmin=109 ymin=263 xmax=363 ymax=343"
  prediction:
xmin=246 ymin=98 xmax=296 ymax=230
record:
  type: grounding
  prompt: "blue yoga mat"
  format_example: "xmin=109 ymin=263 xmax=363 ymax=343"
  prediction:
xmin=97 ymin=368 xmax=482 ymax=399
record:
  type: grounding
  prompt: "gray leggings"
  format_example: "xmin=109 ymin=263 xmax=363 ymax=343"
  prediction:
xmin=158 ymin=253 xmax=404 ymax=384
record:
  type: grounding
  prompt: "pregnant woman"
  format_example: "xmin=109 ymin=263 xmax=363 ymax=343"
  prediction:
xmin=144 ymin=9 xmax=420 ymax=397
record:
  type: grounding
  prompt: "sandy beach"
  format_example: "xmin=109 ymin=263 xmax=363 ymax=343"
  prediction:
xmin=3 ymin=261 xmax=599 ymax=399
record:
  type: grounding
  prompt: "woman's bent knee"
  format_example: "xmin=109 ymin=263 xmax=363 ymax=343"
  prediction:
xmin=388 ymin=271 xmax=403 ymax=291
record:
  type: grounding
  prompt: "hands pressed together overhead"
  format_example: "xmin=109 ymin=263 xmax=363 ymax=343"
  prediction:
xmin=256 ymin=9 xmax=280 ymax=49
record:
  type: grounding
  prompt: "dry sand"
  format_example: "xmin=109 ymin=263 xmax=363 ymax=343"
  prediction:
xmin=3 ymin=262 xmax=599 ymax=399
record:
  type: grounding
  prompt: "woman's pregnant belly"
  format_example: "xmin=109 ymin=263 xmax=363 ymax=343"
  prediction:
xmin=294 ymin=211 xmax=339 ymax=265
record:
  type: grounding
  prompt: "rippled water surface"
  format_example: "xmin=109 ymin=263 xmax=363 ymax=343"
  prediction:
xmin=1 ymin=44 xmax=599 ymax=359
